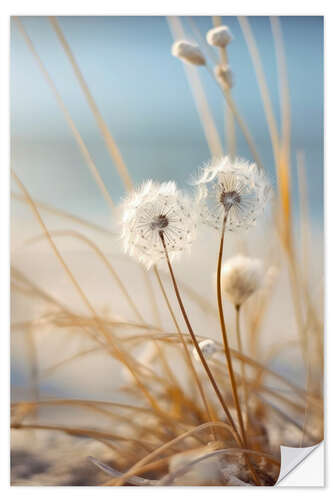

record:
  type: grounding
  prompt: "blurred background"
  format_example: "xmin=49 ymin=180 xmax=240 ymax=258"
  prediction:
xmin=11 ymin=16 xmax=323 ymax=230
xmin=11 ymin=16 xmax=324 ymax=401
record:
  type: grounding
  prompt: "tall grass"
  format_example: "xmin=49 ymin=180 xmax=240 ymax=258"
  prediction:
xmin=11 ymin=15 xmax=323 ymax=486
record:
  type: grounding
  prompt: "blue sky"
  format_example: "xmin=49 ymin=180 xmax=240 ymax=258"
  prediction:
xmin=11 ymin=16 xmax=323 ymax=222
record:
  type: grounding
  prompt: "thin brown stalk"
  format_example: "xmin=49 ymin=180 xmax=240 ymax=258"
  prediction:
xmin=13 ymin=17 xmax=115 ymax=212
xmin=216 ymin=213 xmax=248 ymax=448
xmin=216 ymin=220 xmax=260 ymax=486
xmin=49 ymin=16 xmax=133 ymax=193
xmin=153 ymin=265 xmax=218 ymax=436
xmin=235 ymin=304 xmax=250 ymax=429
xmin=158 ymin=232 xmax=241 ymax=444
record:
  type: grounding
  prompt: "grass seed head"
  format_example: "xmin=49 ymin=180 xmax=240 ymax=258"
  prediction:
xmin=171 ymin=40 xmax=206 ymax=66
xmin=206 ymin=26 xmax=233 ymax=48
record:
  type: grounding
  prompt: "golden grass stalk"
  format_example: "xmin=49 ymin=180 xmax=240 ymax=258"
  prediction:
xmin=112 ymin=421 xmax=241 ymax=486
xmin=238 ymin=16 xmax=280 ymax=167
xmin=48 ymin=16 xmax=133 ymax=193
xmin=13 ymin=17 xmax=115 ymax=212
xmin=167 ymin=16 xmax=224 ymax=158
xmin=24 ymin=229 xmax=144 ymax=323
xmin=270 ymin=16 xmax=291 ymax=169
xmin=15 ymin=16 xmax=162 ymax=333
xmin=11 ymin=171 xmax=166 ymax=416
xmin=160 ymin=448 xmax=279 ymax=485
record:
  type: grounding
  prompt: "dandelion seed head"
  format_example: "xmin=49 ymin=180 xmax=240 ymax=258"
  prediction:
xmin=192 ymin=339 xmax=218 ymax=362
xmin=120 ymin=180 xmax=197 ymax=269
xmin=221 ymin=254 xmax=264 ymax=306
xmin=171 ymin=40 xmax=206 ymax=66
xmin=194 ymin=156 xmax=271 ymax=232
xmin=206 ymin=25 xmax=233 ymax=47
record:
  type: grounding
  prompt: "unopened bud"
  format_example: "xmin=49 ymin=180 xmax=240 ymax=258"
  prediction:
xmin=214 ymin=64 xmax=234 ymax=88
xmin=171 ymin=40 xmax=206 ymax=66
xmin=206 ymin=25 xmax=233 ymax=47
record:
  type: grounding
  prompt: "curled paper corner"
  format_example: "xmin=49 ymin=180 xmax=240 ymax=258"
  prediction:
xmin=276 ymin=441 xmax=324 ymax=486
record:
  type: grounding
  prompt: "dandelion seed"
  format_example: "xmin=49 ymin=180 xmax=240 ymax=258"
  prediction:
xmin=120 ymin=180 xmax=197 ymax=269
xmin=214 ymin=64 xmax=234 ymax=89
xmin=221 ymin=254 xmax=264 ymax=306
xmin=194 ymin=156 xmax=271 ymax=231
xmin=192 ymin=339 xmax=218 ymax=362
xmin=171 ymin=40 xmax=206 ymax=66
xmin=206 ymin=26 xmax=233 ymax=48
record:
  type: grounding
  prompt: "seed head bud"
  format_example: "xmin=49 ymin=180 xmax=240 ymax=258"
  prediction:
xmin=192 ymin=339 xmax=218 ymax=362
xmin=206 ymin=25 xmax=233 ymax=47
xmin=214 ymin=64 xmax=234 ymax=88
xmin=221 ymin=254 xmax=264 ymax=306
xmin=171 ymin=40 xmax=206 ymax=66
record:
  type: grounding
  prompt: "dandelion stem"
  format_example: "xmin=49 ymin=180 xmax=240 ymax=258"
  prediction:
xmin=235 ymin=304 xmax=250 ymax=430
xmin=158 ymin=231 xmax=241 ymax=444
xmin=216 ymin=213 xmax=260 ymax=485
xmin=153 ymin=265 xmax=218 ymax=439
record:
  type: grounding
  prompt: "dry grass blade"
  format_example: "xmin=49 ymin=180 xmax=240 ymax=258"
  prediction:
xmin=89 ymin=457 xmax=156 ymax=485
xmin=13 ymin=17 xmax=115 ymax=211
xmin=12 ymin=192 xmax=115 ymax=236
xmin=48 ymin=16 xmax=133 ymax=193
xmin=24 ymin=229 xmax=144 ymax=323
xmin=238 ymin=16 xmax=280 ymax=166
xmin=160 ymin=447 xmax=280 ymax=485
xmin=112 ymin=421 xmax=240 ymax=486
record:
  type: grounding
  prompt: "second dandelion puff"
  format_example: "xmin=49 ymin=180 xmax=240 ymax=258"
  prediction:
xmin=195 ymin=156 xmax=271 ymax=231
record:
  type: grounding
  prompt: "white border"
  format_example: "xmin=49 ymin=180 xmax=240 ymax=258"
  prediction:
xmin=1 ymin=2 xmax=331 ymax=498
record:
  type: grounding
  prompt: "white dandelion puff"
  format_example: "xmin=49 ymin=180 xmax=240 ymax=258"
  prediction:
xmin=192 ymin=339 xmax=218 ymax=362
xmin=171 ymin=40 xmax=206 ymax=66
xmin=221 ymin=254 xmax=264 ymax=306
xmin=120 ymin=180 xmax=197 ymax=269
xmin=194 ymin=156 xmax=271 ymax=231
xmin=206 ymin=26 xmax=233 ymax=48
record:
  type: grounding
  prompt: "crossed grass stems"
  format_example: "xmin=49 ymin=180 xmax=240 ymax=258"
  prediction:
xmin=11 ymin=15 xmax=323 ymax=486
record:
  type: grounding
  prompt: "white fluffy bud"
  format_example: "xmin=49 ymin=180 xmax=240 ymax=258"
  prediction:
xmin=192 ymin=339 xmax=218 ymax=362
xmin=206 ymin=25 xmax=233 ymax=47
xmin=171 ymin=40 xmax=206 ymax=66
xmin=221 ymin=255 xmax=264 ymax=306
